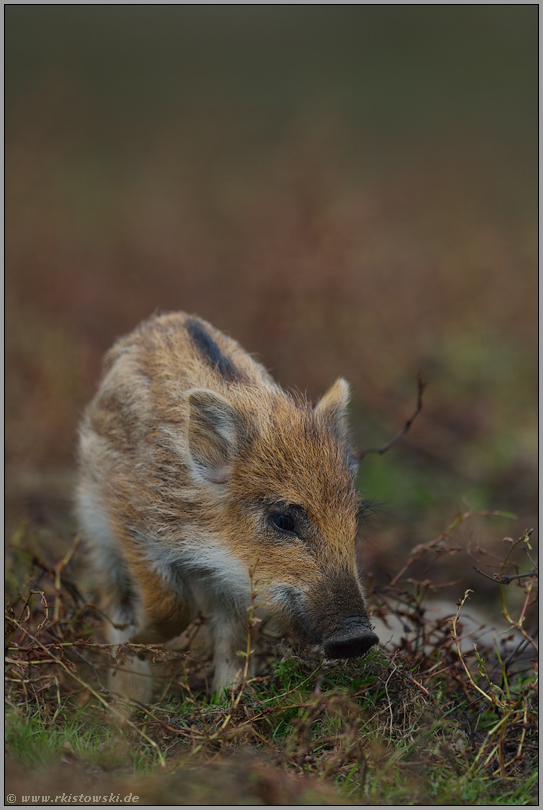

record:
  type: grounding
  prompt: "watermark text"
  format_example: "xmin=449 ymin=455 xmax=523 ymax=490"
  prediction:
xmin=7 ymin=794 xmax=139 ymax=805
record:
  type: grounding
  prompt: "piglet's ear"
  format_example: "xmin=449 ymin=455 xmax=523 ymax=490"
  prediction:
xmin=314 ymin=378 xmax=351 ymax=442
xmin=187 ymin=389 xmax=241 ymax=484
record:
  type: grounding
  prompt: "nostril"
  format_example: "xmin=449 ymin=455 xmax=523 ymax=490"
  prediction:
xmin=323 ymin=628 xmax=379 ymax=660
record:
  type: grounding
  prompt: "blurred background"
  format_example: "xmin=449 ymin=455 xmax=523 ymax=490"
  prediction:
xmin=5 ymin=7 xmax=537 ymax=614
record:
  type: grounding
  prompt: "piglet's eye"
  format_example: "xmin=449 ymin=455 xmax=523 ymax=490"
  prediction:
xmin=270 ymin=513 xmax=296 ymax=534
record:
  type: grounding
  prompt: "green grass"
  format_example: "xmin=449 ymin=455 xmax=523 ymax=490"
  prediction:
xmin=5 ymin=515 xmax=538 ymax=805
xmin=7 ymin=651 xmax=536 ymax=805
xmin=5 ymin=708 xmax=130 ymax=770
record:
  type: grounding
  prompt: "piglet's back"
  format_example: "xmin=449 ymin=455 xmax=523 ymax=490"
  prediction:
xmin=84 ymin=312 xmax=276 ymax=455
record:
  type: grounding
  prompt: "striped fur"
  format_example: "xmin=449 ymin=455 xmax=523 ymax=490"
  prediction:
xmin=76 ymin=312 xmax=376 ymax=698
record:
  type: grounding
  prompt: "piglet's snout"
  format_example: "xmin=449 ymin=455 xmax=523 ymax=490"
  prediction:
xmin=323 ymin=617 xmax=379 ymax=660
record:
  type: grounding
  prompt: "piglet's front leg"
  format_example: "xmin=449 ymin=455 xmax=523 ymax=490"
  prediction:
xmin=209 ymin=612 xmax=255 ymax=696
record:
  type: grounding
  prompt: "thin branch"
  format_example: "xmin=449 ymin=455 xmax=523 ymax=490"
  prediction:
xmin=357 ymin=374 xmax=426 ymax=463
xmin=472 ymin=566 xmax=538 ymax=585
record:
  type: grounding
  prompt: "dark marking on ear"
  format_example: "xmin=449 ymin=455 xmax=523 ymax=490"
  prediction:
xmin=186 ymin=317 xmax=244 ymax=383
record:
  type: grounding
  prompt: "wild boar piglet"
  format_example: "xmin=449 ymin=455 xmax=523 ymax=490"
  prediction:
xmin=76 ymin=312 xmax=378 ymax=700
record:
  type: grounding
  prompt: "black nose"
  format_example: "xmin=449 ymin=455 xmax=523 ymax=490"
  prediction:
xmin=323 ymin=619 xmax=379 ymax=659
